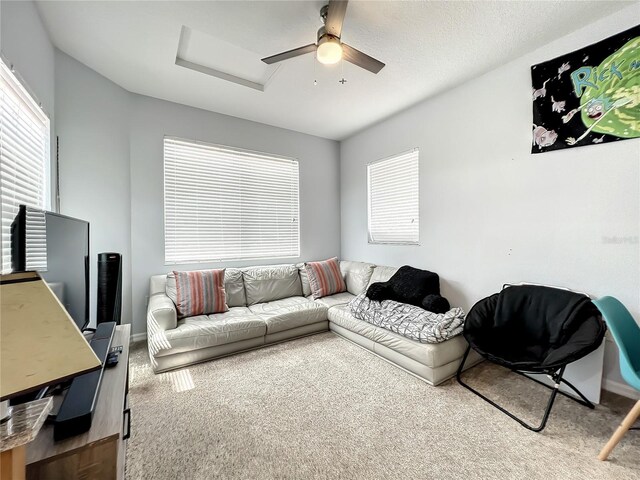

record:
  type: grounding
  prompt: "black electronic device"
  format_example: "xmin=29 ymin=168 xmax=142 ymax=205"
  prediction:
xmin=106 ymin=344 xmax=122 ymax=367
xmin=11 ymin=205 xmax=90 ymax=331
xmin=53 ymin=322 xmax=115 ymax=441
xmin=97 ymin=252 xmax=122 ymax=325
xmin=105 ymin=351 xmax=120 ymax=368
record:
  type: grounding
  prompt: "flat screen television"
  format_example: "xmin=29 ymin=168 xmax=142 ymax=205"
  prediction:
xmin=11 ymin=205 xmax=90 ymax=331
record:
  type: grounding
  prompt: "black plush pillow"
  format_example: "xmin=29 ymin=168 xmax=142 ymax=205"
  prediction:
xmin=365 ymin=265 xmax=441 ymax=308
xmin=422 ymin=294 xmax=450 ymax=314
xmin=366 ymin=282 xmax=393 ymax=301
xmin=390 ymin=265 xmax=440 ymax=307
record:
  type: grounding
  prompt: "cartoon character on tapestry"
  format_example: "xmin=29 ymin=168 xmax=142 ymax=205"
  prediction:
xmin=531 ymin=25 xmax=639 ymax=153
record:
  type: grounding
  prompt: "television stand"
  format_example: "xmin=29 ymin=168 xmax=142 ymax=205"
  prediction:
xmin=26 ymin=324 xmax=130 ymax=480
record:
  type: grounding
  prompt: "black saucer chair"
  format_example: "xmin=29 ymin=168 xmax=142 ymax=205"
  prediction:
xmin=457 ymin=284 xmax=606 ymax=432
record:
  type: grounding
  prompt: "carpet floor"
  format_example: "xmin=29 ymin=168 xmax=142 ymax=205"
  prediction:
xmin=126 ymin=332 xmax=639 ymax=480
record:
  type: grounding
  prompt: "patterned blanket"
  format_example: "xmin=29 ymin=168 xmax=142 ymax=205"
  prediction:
xmin=348 ymin=294 xmax=465 ymax=344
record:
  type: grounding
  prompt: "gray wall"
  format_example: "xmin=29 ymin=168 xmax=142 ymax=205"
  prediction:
xmin=0 ymin=0 xmax=54 ymax=117
xmin=129 ymin=94 xmax=341 ymax=335
xmin=54 ymin=51 xmax=132 ymax=329
xmin=340 ymin=5 xmax=639 ymax=393
xmin=54 ymin=52 xmax=341 ymax=335
xmin=1 ymin=0 xmax=55 ymax=203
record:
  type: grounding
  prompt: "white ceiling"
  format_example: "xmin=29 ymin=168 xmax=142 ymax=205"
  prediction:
xmin=36 ymin=1 xmax=632 ymax=140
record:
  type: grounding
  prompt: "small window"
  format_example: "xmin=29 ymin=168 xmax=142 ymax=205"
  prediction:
xmin=367 ymin=149 xmax=419 ymax=244
xmin=164 ymin=137 xmax=300 ymax=264
xmin=0 ymin=59 xmax=50 ymax=272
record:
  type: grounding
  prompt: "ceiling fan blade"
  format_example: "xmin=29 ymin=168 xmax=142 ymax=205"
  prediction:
xmin=261 ymin=44 xmax=317 ymax=64
xmin=342 ymin=44 xmax=385 ymax=74
xmin=325 ymin=0 xmax=348 ymax=38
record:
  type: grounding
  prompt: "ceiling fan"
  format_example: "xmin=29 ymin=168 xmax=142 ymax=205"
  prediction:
xmin=261 ymin=0 xmax=385 ymax=74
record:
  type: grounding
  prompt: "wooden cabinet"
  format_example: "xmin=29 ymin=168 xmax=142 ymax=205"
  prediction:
xmin=26 ymin=325 xmax=131 ymax=480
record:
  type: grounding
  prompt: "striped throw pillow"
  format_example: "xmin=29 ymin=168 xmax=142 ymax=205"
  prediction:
xmin=173 ymin=269 xmax=228 ymax=318
xmin=305 ymin=257 xmax=346 ymax=299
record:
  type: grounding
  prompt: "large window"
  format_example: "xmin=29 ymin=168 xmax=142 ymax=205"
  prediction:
xmin=367 ymin=149 xmax=419 ymax=244
xmin=164 ymin=137 xmax=300 ymax=264
xmin=0 ymin=59 xmax=50 ymax=272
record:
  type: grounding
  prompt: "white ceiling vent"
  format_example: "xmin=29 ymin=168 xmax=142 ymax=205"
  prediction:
xmin=175 ymin=25 xmax=280 ymax=91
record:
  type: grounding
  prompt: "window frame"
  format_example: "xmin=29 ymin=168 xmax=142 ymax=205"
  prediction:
xmin=367 ymin=148 xmax=420 ymax=246
xmin=163 ymin=136 xmax=301 ymax=265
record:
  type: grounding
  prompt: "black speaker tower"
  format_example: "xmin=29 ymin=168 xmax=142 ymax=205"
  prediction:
xmin=97 ymin=252 xmax=122 ymax=325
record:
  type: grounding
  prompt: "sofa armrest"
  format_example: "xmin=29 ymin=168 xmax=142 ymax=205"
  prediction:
xmin=147 ymin=293 xmax=177 ymax=331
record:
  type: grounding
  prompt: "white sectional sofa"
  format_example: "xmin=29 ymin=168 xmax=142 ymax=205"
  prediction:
xmin=147 ymin=261 xmax=480 ymax=385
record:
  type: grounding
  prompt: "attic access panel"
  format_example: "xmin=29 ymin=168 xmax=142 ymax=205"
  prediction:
xmin=175 ymin=25 xmax=281 ymax=91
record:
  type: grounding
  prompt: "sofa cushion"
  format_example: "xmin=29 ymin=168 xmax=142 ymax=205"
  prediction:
xmin=305 ymin=257 xmax=347 ymax=299
xmin=249 ymin=297 xmax=328 ymax=334
xmin=150 ymin=274 xmax=167 ymax=296
xmin=166 ymin=268 xmax=246 ymax=308
xmin=157 ymin=307 xmax=266 ymax=357
xmin=314 ymin=292 xmax=356 ymax=308
xmin=340 ymin=261 xmax=376 ymax=295
xmin=296 ymin=263 xmax=312 ymax=297
xmin=172 ymin=269 xmax=228 ymax=318
xmin=223 ymin=268 xmax=247 ymax=307
xmin=328 ymin=305 xmax=468 ymax=368
xmin=366 ymin=265 xmax=399 ymax=288
xmin=243 ymin=264 xmax=302 ymax=305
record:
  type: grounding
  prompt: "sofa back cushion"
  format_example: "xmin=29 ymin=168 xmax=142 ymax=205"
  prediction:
xmin=367 ymin=265 xmax=399 ymax=288
xmin=172 ymin=269 xmax=228 ymax=318
xmin=305 ymin=257 xmax=347 ymax=299
xmin=150 ymin=274 xmax=168 ymax=296
xmin=243 ymin=264 xmax=302 ymax=305
xmin=166 ymin=267 xmax=247 ymax=308
xmin=223 ymin=268 xmax=247 ymax=307
xmin=340 ymin=261 xmax=376 ymax=295
xmin=296 ymin=263 xmax=312 ymax=297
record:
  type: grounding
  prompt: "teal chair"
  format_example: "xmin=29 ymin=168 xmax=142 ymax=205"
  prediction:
xmin=593 ymin=297 xmax=640 ymax=461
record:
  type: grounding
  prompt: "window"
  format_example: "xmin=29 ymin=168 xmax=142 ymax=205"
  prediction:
xmin=367 ymin=149 xmax=419 ymax=244
xmin=0 ymin=59 xmax=50 ymax=272
xmin=164 ymin=137 xmax=300 ymax=264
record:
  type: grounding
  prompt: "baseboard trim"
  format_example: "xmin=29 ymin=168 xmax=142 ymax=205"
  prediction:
xmin=131 ymin=332 xmax=147 ymax=343
xmin=602 ymin=378 xmax=640 ymax=400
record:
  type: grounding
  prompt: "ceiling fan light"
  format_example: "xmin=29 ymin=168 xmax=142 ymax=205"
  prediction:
xmin=316 ymin=36 xmax=342 ymax=65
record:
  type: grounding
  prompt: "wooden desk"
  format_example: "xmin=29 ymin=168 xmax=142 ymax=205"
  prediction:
xmin=26 ymin=325 xmax=131 ymax=480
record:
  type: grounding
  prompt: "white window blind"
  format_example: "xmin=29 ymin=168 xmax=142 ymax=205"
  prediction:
xmin=367 ymin=149 xmax=419 ymax=244
xmin=164 ymin=137 xmax=300 ymax=264
xmin=23 ymin=207 xmax=48 ymax=271
xmin=0 ymin=59 xmax=50 ymax=272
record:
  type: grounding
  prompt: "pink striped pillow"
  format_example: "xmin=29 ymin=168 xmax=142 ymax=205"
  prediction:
xmin=305 ymin=257 xmax=346 ymax=299
xmin=173 ymin=269 xmax=228 ymax=318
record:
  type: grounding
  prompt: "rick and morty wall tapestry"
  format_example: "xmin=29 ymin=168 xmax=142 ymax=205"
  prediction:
xmin=531 ymin=25 xmax=639 ymax=154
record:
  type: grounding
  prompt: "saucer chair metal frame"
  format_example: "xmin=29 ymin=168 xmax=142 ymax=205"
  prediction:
xmin=457 ymin=284 xmax=605 ymax=432
xmin=457 ymin=347 xmax=594 ymax=432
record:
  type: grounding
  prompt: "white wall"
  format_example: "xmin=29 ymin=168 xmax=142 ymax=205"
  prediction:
xmin=53 ymin=52 xmax=341 ymax=335
xmin=129 ymin=95 xmax=341 ymax=335
xmin=340 ymin=5 xmax=640 ymax=394
xmin=54 ymin=51 xmax=132 ymax=329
